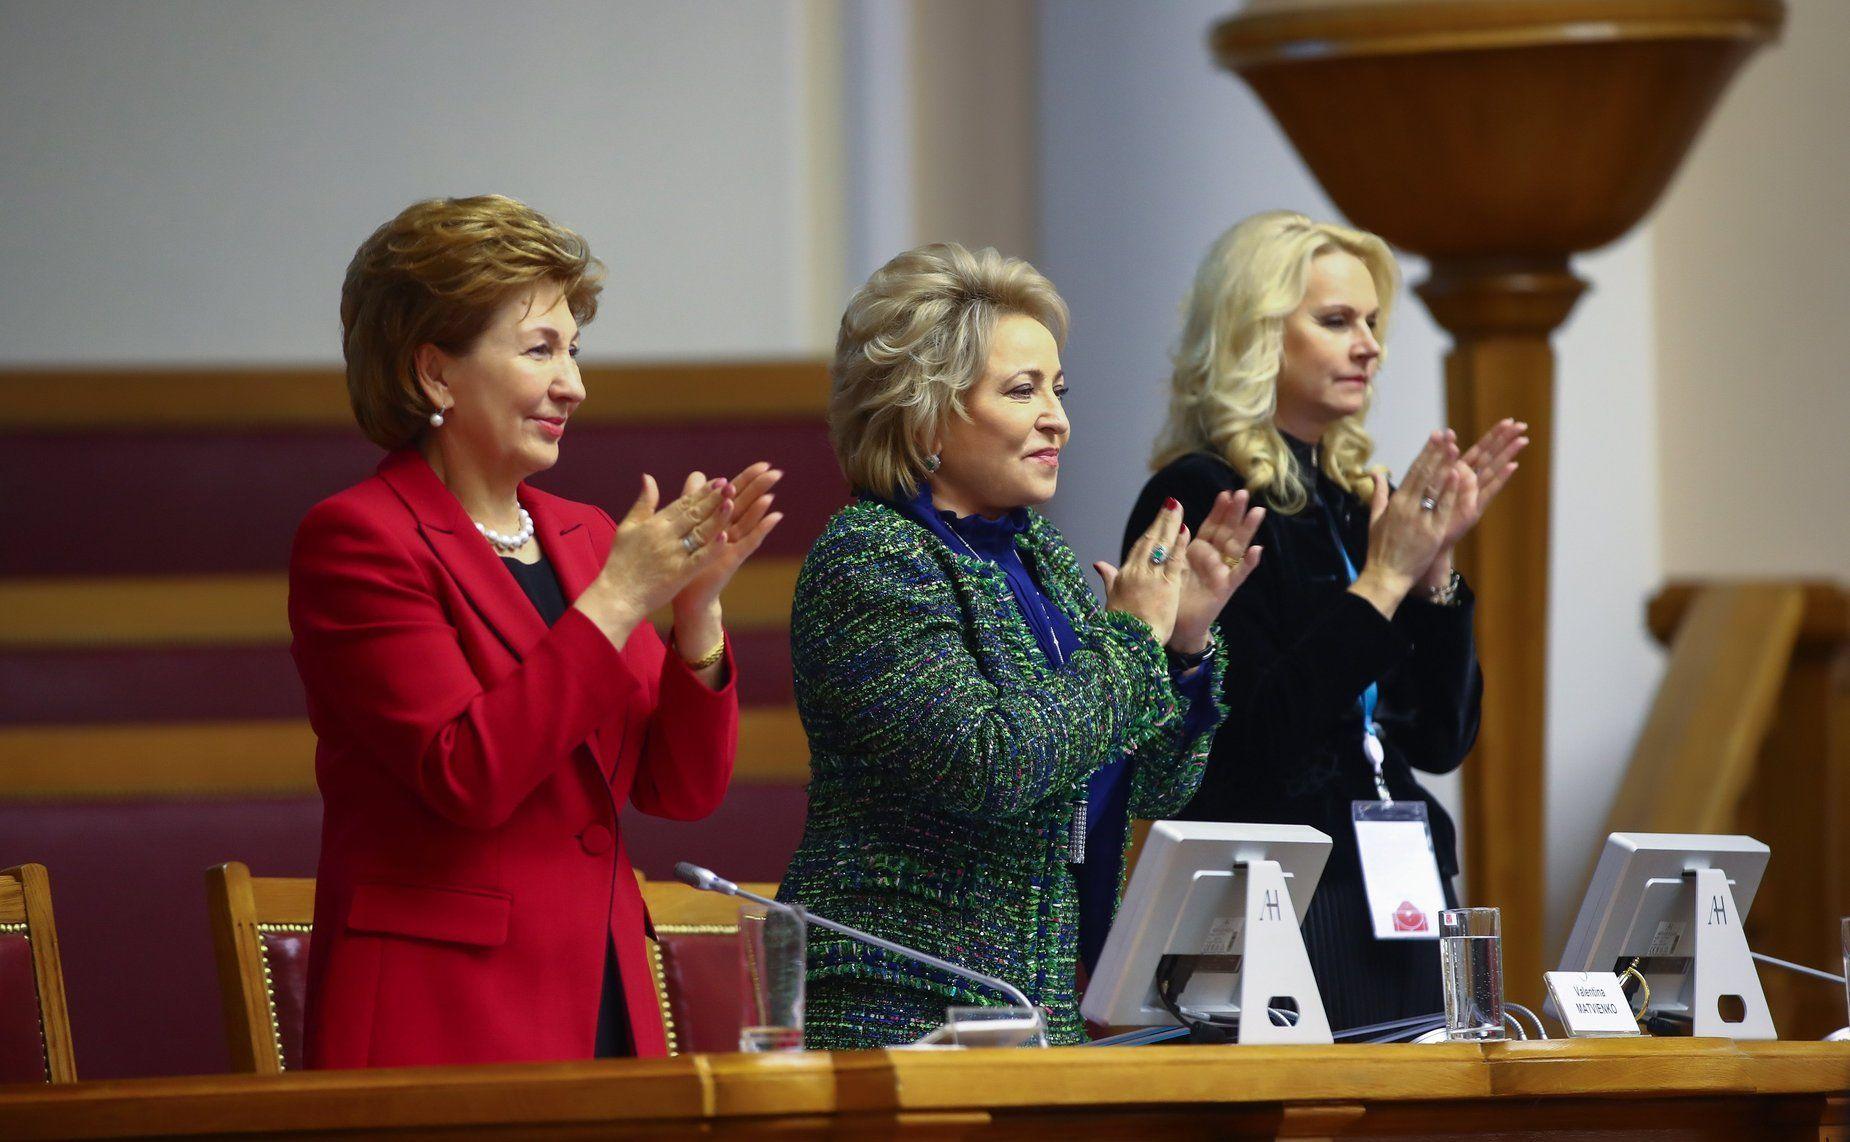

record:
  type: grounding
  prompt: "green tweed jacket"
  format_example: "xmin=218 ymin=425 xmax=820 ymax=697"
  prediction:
xmin=776 ymin=499 xmax=1228 ymax=1046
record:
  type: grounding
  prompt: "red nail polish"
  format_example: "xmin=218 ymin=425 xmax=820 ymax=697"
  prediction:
xmin=1164 ymin=497 xmax=1179 ymax=511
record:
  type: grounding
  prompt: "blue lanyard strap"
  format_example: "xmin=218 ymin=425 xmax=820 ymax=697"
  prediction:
xmin=1323 ymin=500 xmax=1393 ymax=802
xmin=1321 ymin=502 xmax=1379 ymax=731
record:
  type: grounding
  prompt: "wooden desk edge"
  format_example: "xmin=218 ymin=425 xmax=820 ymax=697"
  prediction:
xmin=1 ymin=1041 xmax=1845 ymax=1140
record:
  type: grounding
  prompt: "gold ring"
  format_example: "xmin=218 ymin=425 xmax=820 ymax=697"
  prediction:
xmin=1221 ymin=551 xmax=1244 ymax=569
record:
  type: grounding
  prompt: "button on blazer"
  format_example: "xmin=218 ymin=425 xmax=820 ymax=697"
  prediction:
xmin=289 ymin=449 xmax=735 ymax=1067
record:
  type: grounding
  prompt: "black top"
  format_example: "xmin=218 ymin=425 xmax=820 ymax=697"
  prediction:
xmin=501 ymin=554 xmax=568 ymax=626
xmin=500 ymin=552 xmax=631 ymax=1058
xmin=1122 ymin=441 xmax=1482 ymax=883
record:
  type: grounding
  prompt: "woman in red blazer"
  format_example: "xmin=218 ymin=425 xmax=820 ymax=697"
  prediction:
xmin=290 ymin=196 xmax=783 ymax=1067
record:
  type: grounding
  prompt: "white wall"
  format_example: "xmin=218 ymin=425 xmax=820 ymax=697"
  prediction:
xmin=1036 ymin=0 xmax=1665 ymax=946
xmin=1652 ymin=0 xmax=1850 ymax=579
xmin=838 ymin=0 xmax=1038 ymax=286
xmin=0 ymin=0 xmax=840 ymax=365
xmin=1545 ymin=233 xmax=1665 ymax=941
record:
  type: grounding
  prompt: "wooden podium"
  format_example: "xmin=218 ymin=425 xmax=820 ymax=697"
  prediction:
xmin=1209 ymin=0 xmax=1786 ymax=1004
xmin=2 ymin=1039 xmax=1845 ymax=1139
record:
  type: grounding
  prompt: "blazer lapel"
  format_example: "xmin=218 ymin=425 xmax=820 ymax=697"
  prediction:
xmin=526 ymin=490 xmax=602 ymax=606
xmin=1022 ymin=513 xmax=1096 ymax=630
xmin=525 ymin=487 xmax=619 ymax=777
xmin=377 ymin=451 xmax=548 ymax=662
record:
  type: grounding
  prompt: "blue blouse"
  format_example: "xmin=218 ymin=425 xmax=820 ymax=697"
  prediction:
xmin=888 ymin=482 xmax=1213 ymax=973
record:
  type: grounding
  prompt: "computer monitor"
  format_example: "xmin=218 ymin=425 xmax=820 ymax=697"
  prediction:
xmin=1553 ymin=832 xmax=1771 ymax=1033
xmin=1080 ymin=821 xmax=1330 ymax=1035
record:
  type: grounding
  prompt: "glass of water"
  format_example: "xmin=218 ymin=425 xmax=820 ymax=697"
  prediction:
xmin=738 ymin=903 xmax=805 ymax=1052
xmin=1439 ymin=907 xmax=1505 ymax=1041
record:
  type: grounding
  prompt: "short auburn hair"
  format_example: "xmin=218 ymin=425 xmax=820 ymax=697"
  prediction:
xmin=340 ymin=195 xmax=604 ymax=450
xmin=830 ymin=242 xmax=1068 ymax=498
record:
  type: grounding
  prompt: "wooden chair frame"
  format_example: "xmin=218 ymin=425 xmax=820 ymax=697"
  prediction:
xmin=206 ymin=861 xmax=314 ymax=1074
xmin=0 ymin=863 xmax=77 ymax=1082
xmin=204 ymin=867 xmax=775 ymax=1065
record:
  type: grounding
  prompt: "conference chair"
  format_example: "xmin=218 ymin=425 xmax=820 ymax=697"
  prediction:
xmin=0 ymin=863 xmax=77 ymax=1083
xmin=206 ymin=862 xmax=314 ymax=1073
xmin=637 ymin=872 xmax=779 ymax=1056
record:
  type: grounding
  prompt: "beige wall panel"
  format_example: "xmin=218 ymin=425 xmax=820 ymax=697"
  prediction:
xmin=1653 ymin=0 xmax=1850 ymax=577
xmin=910 ymin=0 xmax=1039 ymax=261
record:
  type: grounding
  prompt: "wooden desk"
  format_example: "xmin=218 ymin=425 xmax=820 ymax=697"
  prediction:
xmin=1 ymin=1039 xmax=1845 ymax=1139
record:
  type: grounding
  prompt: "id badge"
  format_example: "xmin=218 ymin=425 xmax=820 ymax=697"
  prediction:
xmin=1351 ymin=800 xmax=1446 ymax=940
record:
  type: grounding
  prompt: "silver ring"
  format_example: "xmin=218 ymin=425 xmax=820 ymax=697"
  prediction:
xmin=682 ymin=532 xmax=700 ymax=553
xmin=1149 ymin=545 xmax=1168 ymax=566
xmin=1419 ymin=496 xmax=1439 ymax=512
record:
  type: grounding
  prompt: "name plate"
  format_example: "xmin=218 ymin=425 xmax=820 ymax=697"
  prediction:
xmin=1544 ymin=971 xmax=1642 ymax=1037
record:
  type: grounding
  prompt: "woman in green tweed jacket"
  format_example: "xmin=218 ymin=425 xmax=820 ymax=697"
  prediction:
xmin=777 ymin=243 xmax=1266 ymax=1047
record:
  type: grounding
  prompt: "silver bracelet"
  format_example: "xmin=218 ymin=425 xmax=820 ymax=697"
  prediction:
xmin=1426 ymin=568 xmax=1463 ymax=607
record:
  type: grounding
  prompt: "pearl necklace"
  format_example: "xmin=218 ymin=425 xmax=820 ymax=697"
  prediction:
xmin=474 ymin=507 xmax=534 ymax=554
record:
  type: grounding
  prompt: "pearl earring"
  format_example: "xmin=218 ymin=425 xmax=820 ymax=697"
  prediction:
xmin=429 ymin=408 xmax=446 ymax=427
xmin=924 ymin=452 xmax=941 ymax=473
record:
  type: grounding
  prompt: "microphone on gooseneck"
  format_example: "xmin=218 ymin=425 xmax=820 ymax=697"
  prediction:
xmin=672 ymin=861 xmax=1045 ymax=1037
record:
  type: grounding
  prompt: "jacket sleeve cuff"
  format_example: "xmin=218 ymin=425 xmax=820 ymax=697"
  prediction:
xmin=1093 ymin=609 xmax=1178 ymax=728
xmin=1171 ymin=640 xmax=1225 ymax=742
xmin=1394 ymin=575 xmax=1477 ymax=634
xmin=659 ymin=632 xmax=739 ymax=705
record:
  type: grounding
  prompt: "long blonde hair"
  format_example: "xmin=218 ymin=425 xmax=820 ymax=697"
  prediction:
xmin=1153 ymin=210 xmax=1399 ymax=514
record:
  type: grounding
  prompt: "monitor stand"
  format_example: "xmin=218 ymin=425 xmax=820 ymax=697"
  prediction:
xmin=1689 ymin=867 xmax=1777 ymax=1039
xmin=1226 ymin=858 xmax=1332 ymax=1044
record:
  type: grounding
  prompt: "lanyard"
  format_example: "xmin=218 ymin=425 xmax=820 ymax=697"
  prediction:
xmin=1322 ymin=504 xmax=1392 ymax=803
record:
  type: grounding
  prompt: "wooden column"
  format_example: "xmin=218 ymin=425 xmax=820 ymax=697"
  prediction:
xmin=1416 ymin=263 xmax=1584 ymax=996
xmin=1211 ymin=1 xmax=1784 ymax=1004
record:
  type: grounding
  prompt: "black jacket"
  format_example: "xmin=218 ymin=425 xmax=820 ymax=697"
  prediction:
xmin=1122 ymin=445 xmax=1481 ymax=882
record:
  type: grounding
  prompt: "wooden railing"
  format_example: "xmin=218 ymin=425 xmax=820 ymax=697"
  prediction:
xmin=1596 ymin=579 xmax=1847 ymax=1038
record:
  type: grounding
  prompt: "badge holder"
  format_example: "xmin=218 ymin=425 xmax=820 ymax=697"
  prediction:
xmin=1688 ymin=867 xmax=1777 ymax=1039
xmin=1165 ymin=859 xmax=1333 ymax=1044
xmin=1352 ymin=800 xmax=1447 ymax=940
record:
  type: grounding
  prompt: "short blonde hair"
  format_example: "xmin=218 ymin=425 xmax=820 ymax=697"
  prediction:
xmin=830 ymin=243 xmax=1069 ymax=498
xmin=340 ymin=195 xmax=604 ymax=451
xmin=1153 ymin=210 xmax=1399 ymax=514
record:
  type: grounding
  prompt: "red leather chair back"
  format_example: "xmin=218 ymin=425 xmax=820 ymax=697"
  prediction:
xmin=206 ymin=863 xmax=314 ymax=1073
xmin=638 ymin=876 xmax=778 ymax=1055
xmin=651 ymin=929 xmax=747 ymax=1055
xmin=0 ymin=864 xmax=76 ymax=1082
xmin=0 ymin=931 xmax=49 ymax=1082
xmin=258 ymin=926 xmax=312 ymax=1071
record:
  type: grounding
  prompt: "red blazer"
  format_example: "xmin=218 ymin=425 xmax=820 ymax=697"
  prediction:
xmin=289 ymin=450 xmax=735 ymax=1067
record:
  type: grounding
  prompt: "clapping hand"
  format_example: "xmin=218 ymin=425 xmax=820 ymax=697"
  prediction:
xmin=1351 ymin=431 xmax=1461 ymax=617
xmin=1439 ymin=419 xmax=1527 ymax=552
xmin=576 ymin=462 xmax=783 ymax=666
xmin=1095 ymin=497 xmax=1188 ymax=646
xmin=671 ymin=461 xmax=784 ymax=620
xmin=582 ymin=474 xmax=733 ymax=634
xmin=1171 ymin=489 xmax=1265 ymax=655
